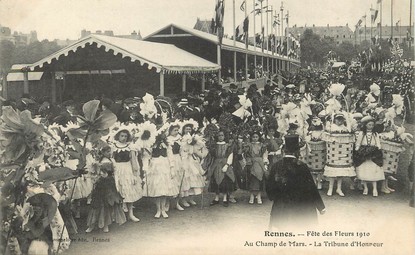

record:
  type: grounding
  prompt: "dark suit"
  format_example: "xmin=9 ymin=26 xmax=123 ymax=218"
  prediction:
xmin=266 ymin=155 xmax=325 ymax=230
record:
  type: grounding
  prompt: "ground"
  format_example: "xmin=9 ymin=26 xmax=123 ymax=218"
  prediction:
xmin=64 ymin=124 xmax=415 ymax=255
xmin=65 ymin=181 xmax=414 ymax=255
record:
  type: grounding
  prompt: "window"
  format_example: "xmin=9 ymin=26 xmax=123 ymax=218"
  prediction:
xmin=337 ymin=35 xmax=339 ymax=38
xmin=343 ymin=35 xmax=345 ymax=38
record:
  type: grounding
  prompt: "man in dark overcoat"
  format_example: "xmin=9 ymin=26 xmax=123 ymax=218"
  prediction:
xmin=266 ymin=134 xmax=326 ymax=230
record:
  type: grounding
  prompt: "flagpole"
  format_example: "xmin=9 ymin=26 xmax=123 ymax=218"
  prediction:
xmin=286 ymin=10 xmax=289 ymax=58
xmin=380 ymin=0 xmax=383 ymax=39
xmin=260 ymin=0 xmax=264 ymax=77
xmin=280 ymin=2 xmax=284 ymax=70
xmin=233 ymin=0 xmax=237 ymax=83
xmin=245 ymin=0 xmax=249 ymax=82
xmin=364 ymin=13 xmax=367 ymax=42
xmin=266 ymin=0 xmax=269 ymax=76
xmin=270 ymin=5 xmax=274 ymax=75
xmin=410 ymin=0 xmax=413 ymax=51
xmin=391 ymin=0 xmax=393 ymax=39
xmin=371 ymin=5 xmax=373 ymax=45
xmin=253 ymin=0 xmax=257 ymax=80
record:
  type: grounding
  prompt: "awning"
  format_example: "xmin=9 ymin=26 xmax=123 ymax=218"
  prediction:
xmin=144 ymin=23 xmax=300 ymax=63
xmin=7 ymin=72 xmax=44 ymax=82
xmin=27 ymin=34 xmax=221 ymax=74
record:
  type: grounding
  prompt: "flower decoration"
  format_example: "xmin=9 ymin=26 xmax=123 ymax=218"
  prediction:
xmin=232 ymin=95 xmax=252 ymax=120
xmin=325 ymin=98 xmax=342 ymax=115
xmin=134 ymin=121 xmax=157 ymax=150
xmin=67 ymin=100 xmax=117 ymax=143
xmin=0 ymin=106 xmax=45 ymax=163
xmin=140 ymin=93 xmax=158 ymax=119
xmin=328 ymin=83 xmax=345 ymax=96
xmin=369 ymin=83 xmax=381 ymax=96
xmin=180 ymin=118 xmax=199 ymax=133
xmin=300 ymin=93 xmax=316 ymax=116
xmin=391 ymin=94 xmax=404 ymax=115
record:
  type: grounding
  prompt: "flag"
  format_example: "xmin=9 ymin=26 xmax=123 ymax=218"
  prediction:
xmin=210 ymin=18 xmax=216 ymax=33
xmin=255 ymin=33 xmax=261 ymax=46
xmin=356 ymin=18 xmax=363 ymax=28
xmin=371 ymin=8 xmax=378 ymax=23
xmin=285 ymin=13 xmax=289 ymax=23
xmin=273 ymin=14 xmax=280 ymax=26
xmin=240 ymin=0 xmax=245 ymax=11
xmin=395 ymin=20 xmax=400 ymax=31
xmin=235 ymin=16 xmax=249 ymax=41
xmin=214 ymin=0 xmax=225 ymax=44
xmin=214 ymin=0 xmax=225 ymax=31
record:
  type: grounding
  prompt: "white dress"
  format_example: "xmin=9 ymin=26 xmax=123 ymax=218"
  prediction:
xmin=355 ymin=132 xmax=385 ymax=181
xmin=143 ymin=143 xmax=179 ymax=197
xmin=180 ymin=138 xmax=207 ymax=196
xmin=112 ymin=142 xmax=143 ymax=203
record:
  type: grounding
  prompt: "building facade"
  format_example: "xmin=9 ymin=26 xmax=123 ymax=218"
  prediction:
xmin=289 ymin=24 xmax=355 ymax=45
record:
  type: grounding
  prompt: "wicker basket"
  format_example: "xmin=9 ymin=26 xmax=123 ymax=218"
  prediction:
xmin=306 ymin=140 xmax=326 ymax=171
xmin=324 ymin=133 xmax=355 ymax=167
xmin=298 ymin=145 xmax=308 ymax=162
xmin=380 ymin=139 xmax=405 ymax=174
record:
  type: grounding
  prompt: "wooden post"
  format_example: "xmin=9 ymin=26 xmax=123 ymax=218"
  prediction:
xmin=160 ymin=71 xmax=165 ymax=96
xmin=51 ymin=72 xmax=56 ymax=104
xmin=23 ymin=71 xmax=29 ymax=94
xmin=201 ymin=73 xmax=206 ymax=91
xmin=61 ymin=72 xmax=66 ymax=103
xmin=233 ymin=52 xmax=237 ymax=82
xmin=217 ymin=45 xmax=221 ymax=84
xmin=182 ymin=74 xmax=186 ymax=92
xmin=2 ymin=73 xmax=7 ymax=100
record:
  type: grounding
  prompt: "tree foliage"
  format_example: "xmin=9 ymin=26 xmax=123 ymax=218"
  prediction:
xmin=0 ymin=39 xmax=63 ymax=73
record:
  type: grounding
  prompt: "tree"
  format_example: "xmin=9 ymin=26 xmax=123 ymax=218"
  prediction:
xmin=335 ymin=41 xmax=357 ymax=62
xmin=300 ymin=29 xmax=336 ymax=67
xmin=13 ymin=40 xmax=62 ymax=65
xmin=0 ymin=40 xmax=16 ymax=72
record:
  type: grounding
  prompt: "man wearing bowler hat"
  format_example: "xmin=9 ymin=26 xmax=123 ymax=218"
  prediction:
xmin=266 ymin=134 xmax=326 ymax=230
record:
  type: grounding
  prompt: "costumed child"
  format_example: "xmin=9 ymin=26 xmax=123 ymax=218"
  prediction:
xmin=180 ymin=120 xmax=208 ymax=207
xmin=306 ymin=116 xmax=325 ymax=189
xmin=323 ymin=113 xmax=354 ymax=196
xmin=112 ymin=129 xmax=142 ymax=222
xmin=64 ymin=137 xmax=93 ymax=219
xmin=264 ymin=126 xmax=283 ymax=168
xmin=244 ymin=130 xmax=269 ymax=204
xmin=145 ymin=132 xmax=179 ymax=218
xmin=207 ymin=130 xmax=236 ymax=207
xmin=166 ymin=122 xmax=186 ymax=211
xmin=86 ymin=145 xmax=126 ymax=233
xmin=355 ymin=116 xmax=385 ymax=197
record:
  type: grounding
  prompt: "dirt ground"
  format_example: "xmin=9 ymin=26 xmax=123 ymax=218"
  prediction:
xmin=64 ymin=124 xmax=415 ymax=255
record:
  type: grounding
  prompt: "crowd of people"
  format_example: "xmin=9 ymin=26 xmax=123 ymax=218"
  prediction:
xmin=1 ymin=59 xmax=414 ymax=254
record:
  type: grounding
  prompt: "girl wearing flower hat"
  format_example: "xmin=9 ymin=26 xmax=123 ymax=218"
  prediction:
xmin=166 ymin=122 xmax=187 ymax=211
xmin=244 ymin=130 xmax=269 ymax=204
xmin=180 ymin=121 xmax=208 ymax=207
xmin=86 ymin=145 xmax=126 ymax=233
xmin=354 ymin=116 xmax=385 ymax=197
xmin=112 ymin=129 xmax=142 ymax=222
xmin=145 ymin=132 xmax=179 ymax=218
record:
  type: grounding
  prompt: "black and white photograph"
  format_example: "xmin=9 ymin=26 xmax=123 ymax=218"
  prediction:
xmin=0 ymin=0 xmax=414 ymax=254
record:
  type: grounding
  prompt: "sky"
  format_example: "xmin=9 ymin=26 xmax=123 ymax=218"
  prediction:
xmin=0 ymin=0 xmax=412 ymax=41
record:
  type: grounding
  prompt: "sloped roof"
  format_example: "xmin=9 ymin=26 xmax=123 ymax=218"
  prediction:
xmin=27 ymin=34 xmax=220 ymax=74
xmin=144 ymin=23 xmax=297 ymax=62
xmin=194 ymin=18 xmax=214 ymax=34
xmin=7 ymin=72 xmax=43 ymax=82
